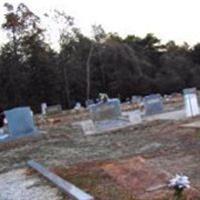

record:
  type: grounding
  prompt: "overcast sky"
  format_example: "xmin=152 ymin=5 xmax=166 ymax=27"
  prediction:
xmin=1 ymin=0 xmax=200 ymax=49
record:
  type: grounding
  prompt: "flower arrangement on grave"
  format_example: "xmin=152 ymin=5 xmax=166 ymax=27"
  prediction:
xmin=99 ymin=93 xmax=109 ymax=103
xmin=168 ymin=174 xmax=190 ymax=200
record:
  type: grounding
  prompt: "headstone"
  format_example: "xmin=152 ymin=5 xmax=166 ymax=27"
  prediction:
xmin=46 ymin=104 xmax=62 ymax=115
xmin=89 ymin=99 xmax=121 ymax=122
xmin=85 ymin=99 xmax=94 ymax=107
xmin=183 ymin=88 xmax=200 ymax=117
xmin=143 ymin=94 xmax=164 ymax=115
xmin=79 ymin=99 xmax=141 ymax=135
xmin=131 ymin=96 xmax=142 ymax=104
xmin=95 ymin=98 xmax=100 ymax=103
xmin=74 ymin=102 xmax=81 ymax=111
xmin=5 ymin=107 xmax=37 ymax=136
xmin=0 ymin=128 xmax=3 ymax=134
xmin=80 ymin=120 xmax=96 ymax=135
xmin=41 ymin=102 xmax=47 ymax=115
xmin=128 ymin=110 xmax=142 ymax=124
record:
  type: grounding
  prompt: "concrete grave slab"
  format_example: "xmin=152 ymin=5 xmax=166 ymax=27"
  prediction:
xmin=144 ymin=109 xmax=186 ymax=121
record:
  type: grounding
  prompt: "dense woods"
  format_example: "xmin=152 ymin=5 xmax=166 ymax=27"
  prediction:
xmin=1 ymin=3 xmax=200 ymax=112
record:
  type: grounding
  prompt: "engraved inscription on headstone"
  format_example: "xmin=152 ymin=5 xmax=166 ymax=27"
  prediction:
xmin=183 ymin=88 xmax=200 ymax=117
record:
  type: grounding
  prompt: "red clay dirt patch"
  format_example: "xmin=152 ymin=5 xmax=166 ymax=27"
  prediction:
xmin=52 ymin=161 xmax=136 ymax=200
xmin=102 ymin=156 xmax=200 ymax=200
xmin=51 ymin=156 xmax=200 ymax=200
xmin=102 ymin=156 xmax=171 ymax=200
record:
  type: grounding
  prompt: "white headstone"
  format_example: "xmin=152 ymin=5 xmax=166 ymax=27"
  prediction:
xmin=128 ymin=110 xmax=142 ymax=124
xmin=74 ymin=102 xmax=81 ymax=111
xmin=184 ymin=88 xmax=200 ymax=117
xmin=41 ymin=103 xmax=47 ymax=115
xmin=80 ymin=120 xmax=96 ymax=135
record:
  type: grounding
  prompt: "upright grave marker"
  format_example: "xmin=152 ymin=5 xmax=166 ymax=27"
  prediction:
xmin=5 ymin=107 xmax=37 ymax=136
xmin=127 ymin=110 xmax=142 ymax=124
xmin=143 ymin=94 xmax=164 ymax=115
xmin=89 ymin=99 xmax=121 ymax=122
xmin=77 ymin=97 xmax=143 ymax=135
xmin=183 ymin=88 xmax=200 ymax=117
xmin=85 ymin=99 xmax=94 ymax=108
xmin=46 ymin=104 xmax=62 ymax=115
xmin=131 ymin=95 xmax=142 ymax=104
xmin=41 ymin=102 xmax=47 ymax=115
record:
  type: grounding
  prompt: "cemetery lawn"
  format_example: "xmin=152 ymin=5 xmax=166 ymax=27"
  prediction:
xmin=1 ymin=112 xmax=200 ymax=199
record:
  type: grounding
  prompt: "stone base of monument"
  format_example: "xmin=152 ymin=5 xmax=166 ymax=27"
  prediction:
xmin=76 ymin=112 xmax=142 ymax=135
xmin=73 ymin=99 xmax=143 ymax=135
xmin=95 ymin=119 xmax=132 ymax=134
xmin=0 ymin=130 xmax=41 ymax=143
xmin=78 ymin=119 xmax=131 ymax=135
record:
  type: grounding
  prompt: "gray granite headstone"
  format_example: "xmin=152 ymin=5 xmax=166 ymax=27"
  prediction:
xmin=131 ymin=96 xmax=142 ymax=104
xmin=85 ymin=99 xmax=94 ymax=108
xmin=46 ymin=104 xmax=62 ymax=115
xmin=79 ymin=99 xmax=142 ymax=135
xmin=143 ymin=94 xmax=164 ymax=115
xmin=5 ymin=107 xmax=37 ymax=136
xmin=89 ymin=99 xmax=121 ymax=122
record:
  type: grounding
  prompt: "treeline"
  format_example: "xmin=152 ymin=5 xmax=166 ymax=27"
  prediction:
xmin=1 ymin=3 xmax=200 ymax=112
